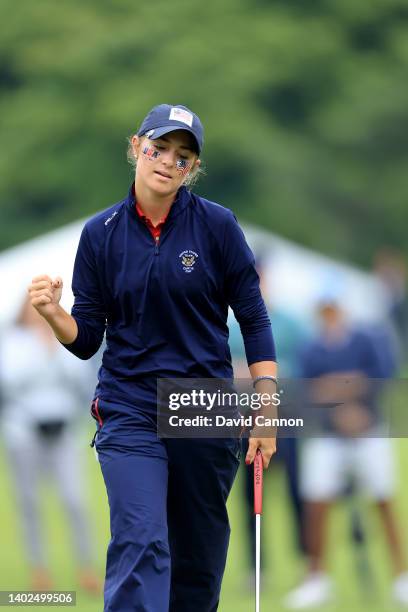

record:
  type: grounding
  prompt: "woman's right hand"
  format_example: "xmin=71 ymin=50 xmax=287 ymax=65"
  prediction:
xmin=28 ymin=275 xmax=63 ymax=318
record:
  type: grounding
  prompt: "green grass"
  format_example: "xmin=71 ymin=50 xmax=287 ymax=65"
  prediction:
xmin=1 ymin=432 xmax=408 ymax=611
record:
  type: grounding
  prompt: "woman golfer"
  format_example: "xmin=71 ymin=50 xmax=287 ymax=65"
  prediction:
xmin=28 ymin=103 xmax=277 ymax=611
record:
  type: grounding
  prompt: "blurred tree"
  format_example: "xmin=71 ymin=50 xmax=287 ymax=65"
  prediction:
xmin=0 ymin=0 xmax=407 ymax=267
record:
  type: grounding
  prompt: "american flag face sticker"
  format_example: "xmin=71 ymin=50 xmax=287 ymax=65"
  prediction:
xmin=176 ymin=159 xmax=191 ymax=176
xmin=142 ymin=145 xmax=160 ymax=160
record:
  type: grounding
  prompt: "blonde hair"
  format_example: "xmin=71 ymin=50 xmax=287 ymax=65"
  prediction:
xmin=126 ymin=135 xmax=205 ymax=188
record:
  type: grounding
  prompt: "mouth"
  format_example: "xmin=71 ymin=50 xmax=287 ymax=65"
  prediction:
xmin=154 ymin=170 xmax=172 ymax=179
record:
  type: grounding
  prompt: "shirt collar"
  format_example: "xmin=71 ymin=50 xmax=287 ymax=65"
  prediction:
xmin=126 ymin=182 xmax=191 ymax=221
xmin=135 ymin=201 xmax=168 ymax=227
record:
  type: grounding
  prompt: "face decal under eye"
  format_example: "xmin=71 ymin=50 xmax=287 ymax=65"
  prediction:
xmin=176 ymin=159 xmax=191 ymax=176
xmin=142 ymin=145 xmax=160 ymax=160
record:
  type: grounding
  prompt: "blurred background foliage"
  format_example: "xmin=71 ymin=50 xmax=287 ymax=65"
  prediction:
xmin=1 ymin=0 xmax=407 ymax=266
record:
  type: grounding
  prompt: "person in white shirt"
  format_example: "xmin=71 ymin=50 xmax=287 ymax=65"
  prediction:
xmin=0 ymin=294 xmax=101 ymax=593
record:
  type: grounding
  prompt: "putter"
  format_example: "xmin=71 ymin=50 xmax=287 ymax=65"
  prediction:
xmin=254 ymin=449 xmax=263 ymax=612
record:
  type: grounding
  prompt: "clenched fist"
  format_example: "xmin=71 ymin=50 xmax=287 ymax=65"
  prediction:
xmin=27 ymin=275 xmax=78 ymax=344
xmin=28 ymin=275 xmax=63 ymax=318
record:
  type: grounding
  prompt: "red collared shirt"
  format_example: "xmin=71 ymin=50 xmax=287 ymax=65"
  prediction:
xmin=135 ymin=202 xmax=169 ymax=241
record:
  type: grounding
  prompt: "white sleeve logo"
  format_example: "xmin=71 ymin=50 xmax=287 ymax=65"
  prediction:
xmin=169 ymin=107 xmax=193 ymax=127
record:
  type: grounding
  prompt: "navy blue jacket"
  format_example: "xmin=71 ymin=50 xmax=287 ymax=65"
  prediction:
xmin=300 ymin=327 xmax=391 ymax=428
xmin=300 ymin=328 xmax=389 ymax=380
xmin=62 ymin=184 xmax=275 ymax=409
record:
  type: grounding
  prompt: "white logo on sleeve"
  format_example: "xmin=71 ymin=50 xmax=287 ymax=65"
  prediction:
xmin=105 ymin=211 xmax=118 ymax=226
xmin=169 ymin=107 xmax=193 ymax=127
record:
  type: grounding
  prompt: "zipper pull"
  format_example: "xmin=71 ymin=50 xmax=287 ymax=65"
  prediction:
xmin=90 ymin=429 xmax=98 ymax=448
xmin=154 ymin=235 xmax=160 ymax=254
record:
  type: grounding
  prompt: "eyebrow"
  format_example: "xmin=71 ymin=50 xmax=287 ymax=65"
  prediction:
xmin=157 ymin=136 xmax=194 ymax=152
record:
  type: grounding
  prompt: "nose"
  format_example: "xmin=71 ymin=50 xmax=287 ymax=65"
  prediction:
xmin=160 ymin=148 xmax=177 ymax=166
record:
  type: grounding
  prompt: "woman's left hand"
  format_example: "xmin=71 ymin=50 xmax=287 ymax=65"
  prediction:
xmin=245 ymin=436 xmax=276 ymax=469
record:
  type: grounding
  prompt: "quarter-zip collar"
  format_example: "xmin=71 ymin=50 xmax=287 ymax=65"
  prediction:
xmin=125 ymin=182 xmax=191 ymax=222
xmin=135 ymin=202 xmax=168 ymax=241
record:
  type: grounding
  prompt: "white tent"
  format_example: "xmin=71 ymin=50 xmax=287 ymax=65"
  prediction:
xmin=244 ymin=225 xmax=387 ymax=324
xmin=0 ymin=217 xmax=387 ymax=330
xmin=0 ymin=219 xmax=86 ymax=329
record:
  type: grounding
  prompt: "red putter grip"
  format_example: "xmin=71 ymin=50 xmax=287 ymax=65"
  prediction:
xmin=254 ymin=449 xmax=263 ymax=515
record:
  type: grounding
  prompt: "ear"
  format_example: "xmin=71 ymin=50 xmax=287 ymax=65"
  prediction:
xmin=131 ymin=135 xmax=141 ymax=157
xmin=187 ymin=158 xmax=200 ymax=178
xmin=190 ymin=157 xmax=201 ymax=176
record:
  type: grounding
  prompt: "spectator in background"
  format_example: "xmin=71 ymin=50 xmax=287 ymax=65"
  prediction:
xmin=229 ymin=255 xmax=308 ymax=584
xmin=284 ymin=297 xmax=408 ymax=609
xmin=373 ymin=248 xmax=408 ymax=363
xmin=0 ymin=294 xmax=101 ymax=593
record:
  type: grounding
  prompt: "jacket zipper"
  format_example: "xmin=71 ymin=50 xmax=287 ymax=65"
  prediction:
xmin=90 ymin=430 xmax=98 ymax=448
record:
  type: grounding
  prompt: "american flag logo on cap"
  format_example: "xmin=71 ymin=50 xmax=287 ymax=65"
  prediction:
xmin=169 ymin=107 xmax=193 ymax=127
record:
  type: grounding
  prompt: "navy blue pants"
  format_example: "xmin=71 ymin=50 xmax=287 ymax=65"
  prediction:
xmin=95 ymin=406 xmax=240 ymax=612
